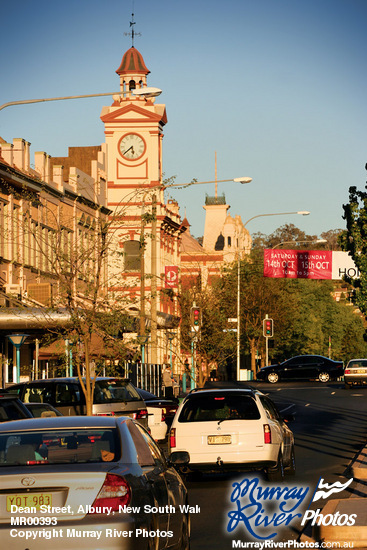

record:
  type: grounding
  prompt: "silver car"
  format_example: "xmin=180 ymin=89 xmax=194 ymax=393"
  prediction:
xmin=0 ymin=416 xmax=190 ymax=549
xmin=344 ymin=359 xmax=367 ymax=388
xmin=8 ymin=377 xmax=149 ymax=428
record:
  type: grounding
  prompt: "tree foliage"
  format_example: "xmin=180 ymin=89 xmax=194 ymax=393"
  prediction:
xmin=340 ymin=176 xmax=367 ymax=318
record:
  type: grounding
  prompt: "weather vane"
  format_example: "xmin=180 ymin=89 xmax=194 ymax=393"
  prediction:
xmin=124 ymin=4 xmax=141 ymax=47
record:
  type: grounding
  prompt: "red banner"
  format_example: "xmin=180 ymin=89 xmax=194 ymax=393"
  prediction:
xmin=263 ymin=249 xmax=333 ymax=279
xmin=165 ymin=266 xmax=179 ymax=288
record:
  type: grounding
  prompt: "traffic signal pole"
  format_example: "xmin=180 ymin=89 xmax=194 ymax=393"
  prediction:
xmin=263 ymin=314 xmax=274 ymax=366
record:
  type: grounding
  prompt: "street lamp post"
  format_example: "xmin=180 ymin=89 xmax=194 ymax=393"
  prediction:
xmin=7 ymin=334 xmax=29 ymax=383
xmin=236 ymin=211 xmax=310 ymax=380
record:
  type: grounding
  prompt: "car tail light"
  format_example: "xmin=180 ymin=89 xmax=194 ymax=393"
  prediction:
xmin=263 ymin=424 xmax=272 ymax=444
xmin=91 ymin=473 xmax=131 ymax=512
xmin=133 ymin=408 xmax=148 ymax=420
xmin=161 ymin=408 xmax=167 ymax=422
xmin=170 ymin=427 xmax=176 ymax=448
xmin=345 ymin=369 xmax=350 ymax=374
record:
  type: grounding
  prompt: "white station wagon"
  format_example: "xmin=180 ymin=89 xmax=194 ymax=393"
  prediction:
xmin=169 ymin=388 xmax=295 ymax=480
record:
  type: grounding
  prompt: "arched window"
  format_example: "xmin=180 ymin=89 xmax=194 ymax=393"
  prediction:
xmin=124 ymin=240 xmax=140 ymax=271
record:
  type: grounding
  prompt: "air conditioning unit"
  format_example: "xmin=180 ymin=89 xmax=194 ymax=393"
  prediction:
xmin=4 ymin=284 xmax=22 ymax=296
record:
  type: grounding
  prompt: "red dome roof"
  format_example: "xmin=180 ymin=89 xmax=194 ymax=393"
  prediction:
xmin=116 ymin=47 xmax=150 ymax=76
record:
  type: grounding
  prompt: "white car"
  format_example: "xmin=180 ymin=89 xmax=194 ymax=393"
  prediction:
xmin=344 ymin=358 xmax=367 ymax=388
xmin=169 ymin=388 xmax=295 ymax=480
xmin=146 ymin=404 xmax=168 ymax=441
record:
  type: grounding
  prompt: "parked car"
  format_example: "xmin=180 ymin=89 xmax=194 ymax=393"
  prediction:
xmin=256 ymin=355 xmax=344 ymax=383
xmin=344 ymin=359 xmax=367 ymax=388
xmin=0 ymin=415 xmax=190 ymax=549
xmin=137 ymin=388 xmax=179 ymax=440
xmin=7 ymin=377 xmax=148 ymax=427
xmin=0 ymin=393 xmax=33 ymax=422
xmin=169 ymin=388 xmax=295 ymax=480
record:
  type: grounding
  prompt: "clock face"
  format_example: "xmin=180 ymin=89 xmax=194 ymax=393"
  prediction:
xmin=119 ymin=134 xmax=146 ymax=160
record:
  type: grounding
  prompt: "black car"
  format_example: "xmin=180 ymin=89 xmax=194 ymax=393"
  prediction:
xmin=256 ymin=355 xmax=344 ymax=383
xmin=137 ymin=388 xmax=179 ymax=427
xmin=0 ymin=392 xmax=33 ymax=422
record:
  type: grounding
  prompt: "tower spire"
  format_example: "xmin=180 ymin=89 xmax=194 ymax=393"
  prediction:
xmin=124 ymin=5 xmax=141 ymax=47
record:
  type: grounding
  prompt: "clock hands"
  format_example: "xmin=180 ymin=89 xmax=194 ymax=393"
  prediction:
xmin=122 ymin=145 xmax=135 ymax=156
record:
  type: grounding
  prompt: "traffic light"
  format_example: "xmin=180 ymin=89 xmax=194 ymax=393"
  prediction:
xmin=263 ymin=318 xmax=274 ymax=338
xmin=190 ymin=306 xmax=202 ymax=331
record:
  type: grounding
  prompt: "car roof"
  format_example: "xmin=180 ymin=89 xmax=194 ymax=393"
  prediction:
xmin=0 ymin=415 xmax=130 ymax=433
xmin=186 ymin=387 xmax=258 ymax=398
xmin=11 ymin=377 xmax=131 ymax=384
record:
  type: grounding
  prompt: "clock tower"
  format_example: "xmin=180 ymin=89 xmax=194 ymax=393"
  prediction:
xmin=100 ymin=46 xmax=167 ymax=209
xmin=100 ymin=46 xmax=182 ymax=366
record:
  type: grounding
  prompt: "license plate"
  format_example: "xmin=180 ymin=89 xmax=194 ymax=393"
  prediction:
xmin=6 ymin=493 xmax=52 ymax=512
xmin=357 ymin=369 xmax=366 ymax=374
xmin=208 ymin=435 xmax=231 ymax=445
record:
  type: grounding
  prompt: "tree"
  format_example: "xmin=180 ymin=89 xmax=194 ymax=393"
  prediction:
xmin=3 ymin=181 xmax=143 ymax=414
xmin=340 ymin=173 xmax=367 ymax=318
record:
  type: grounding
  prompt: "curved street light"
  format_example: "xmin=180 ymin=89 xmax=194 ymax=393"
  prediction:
xmin=272 ymin=239 xmax=327 ymax=249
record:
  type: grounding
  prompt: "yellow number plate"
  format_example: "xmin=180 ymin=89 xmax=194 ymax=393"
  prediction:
xmin=6 ymin=493 xmax=52 ymax=512
xmin=357 ymin=369 xmax=366 ymax=374
xmin=208 ymin=435 xmax=231 ymax=445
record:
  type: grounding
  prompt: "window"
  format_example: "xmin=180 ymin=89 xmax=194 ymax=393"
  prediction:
xmin=0 ymin=429 xmax=119 ymax=466
xmin=94 ymin=379 xmax=140 ymax=403
xmin=55 ymin=383 xmax=79 ymax=405
xmin=124 ymin=240 xmax=140 ymax=271
xmin=259 ymin=396 xmax=282 ymax=422
xmin=23 ymin=384 xmax=53 ymax=405
xmin=178 ymin=392 xmax=261 ymax=423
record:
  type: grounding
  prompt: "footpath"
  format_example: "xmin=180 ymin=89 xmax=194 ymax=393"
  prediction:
xmin=301 ymin=445 xmax=367 ymax=547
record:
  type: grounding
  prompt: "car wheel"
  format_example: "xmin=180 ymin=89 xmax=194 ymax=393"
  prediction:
xmin=344 ymin=382 xmax=351 ymax=390
xmin=285 ymin=445 xmax=296 ymax=476
xmin=179 ymin=510 xmax=191 ymax=550
xmin=267 ymin=451 xmax=285 ymax=481
xmin=267 ymin=372 xmax=279 ymax=384
xmin=318 ymin=372 xmax=330 ymax=383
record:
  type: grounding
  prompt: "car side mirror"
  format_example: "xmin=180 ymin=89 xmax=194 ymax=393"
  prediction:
xmin=169 ymin=451 xmax=190 ymax=466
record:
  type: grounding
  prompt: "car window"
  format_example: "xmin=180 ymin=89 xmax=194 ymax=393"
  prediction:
xmin=285 ymin=358 xmax=297 ymax=366
xmin=0 ymin=428 xmax=120 ymax=466
xmin=94 ymin=379 xmax=141 ymax=403
xmin=178 ymin=393 xmax=261 ymax=423
xmin=127 ymin=421 xmax=155 ymax=467
xmin=23 ymin=384 xmax=53 ymax=405
xmin=134 ymin=422 xmax=166 ymax=467
xmin=349 ymin=360 xmax=367 ymax=368
xmin=259 ymin=396 xmax=282 ymax=421
xmin=55 ymin=383 xmax=80 ymax=405
xmin=0 ymin=400 xmax=30 ymax=422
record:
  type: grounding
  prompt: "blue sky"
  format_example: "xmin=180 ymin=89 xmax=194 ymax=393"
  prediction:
xmin=1 ymin=0 xmax=366 ymax=239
